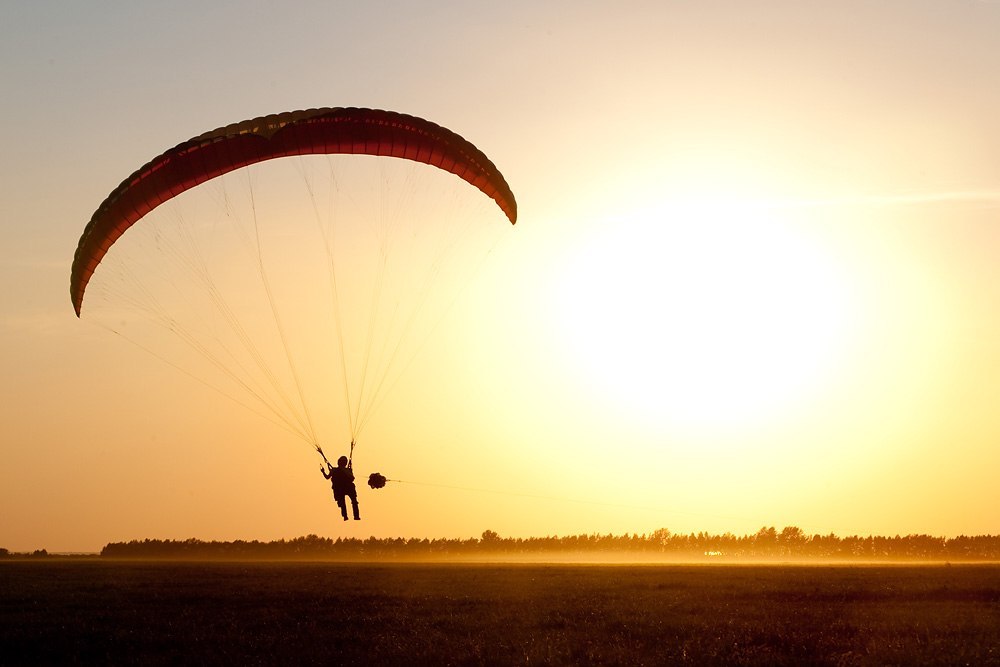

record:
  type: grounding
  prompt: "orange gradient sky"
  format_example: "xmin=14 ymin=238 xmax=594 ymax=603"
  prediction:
xmin=3 ymin=0 xmax=1000 ymax=552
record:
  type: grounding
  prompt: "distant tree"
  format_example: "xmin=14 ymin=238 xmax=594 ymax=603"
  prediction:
xmin=778 ymin=526 xmax=806 ymax=556
xmin=95 ymin=528 xmax=1000 ymax=561
xmin=0 ymin=547 xmax=9 ymax=558
xmin=754 ymin=527 xmax=778 ymax=556
xmin=650 ymin=528 xmax=671 ymax=550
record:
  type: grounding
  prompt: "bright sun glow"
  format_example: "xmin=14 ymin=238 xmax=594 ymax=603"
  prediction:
xmin=553 ymin=195 xmax=858 ymax=437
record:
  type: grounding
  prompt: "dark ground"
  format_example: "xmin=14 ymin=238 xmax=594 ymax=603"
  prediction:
xmin=2 ymin=560 xmax=998 ymax=665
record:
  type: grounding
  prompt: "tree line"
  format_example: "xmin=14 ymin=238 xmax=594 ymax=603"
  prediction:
xmin=92 ymin=527 xmax=1000 ymax=560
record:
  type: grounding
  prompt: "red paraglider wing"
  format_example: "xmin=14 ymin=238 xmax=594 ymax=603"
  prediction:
xmin=70 ymin=107 xmax=517 ymax=316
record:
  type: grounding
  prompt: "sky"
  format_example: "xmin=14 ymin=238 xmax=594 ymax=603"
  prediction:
xmin=3 ymin=0 xmax=1000 ymax=553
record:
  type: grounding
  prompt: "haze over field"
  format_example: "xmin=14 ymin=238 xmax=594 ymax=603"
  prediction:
xmin=3 ymin=1 xmax=999 ymax=553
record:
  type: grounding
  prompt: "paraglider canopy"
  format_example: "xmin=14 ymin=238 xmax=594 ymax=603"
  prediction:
xmin=70 ymin=106 xmax=517 ymax=472
xmin=71 ymin=107 xmax=517 ymax=316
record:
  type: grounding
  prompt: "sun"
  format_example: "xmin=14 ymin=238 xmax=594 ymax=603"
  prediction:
xmin=551 ymin=195 xmax=857 ymax=437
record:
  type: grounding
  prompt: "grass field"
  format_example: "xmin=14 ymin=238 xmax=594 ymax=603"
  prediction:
xmin=2 ymin=560 xmax=998 ymax=665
